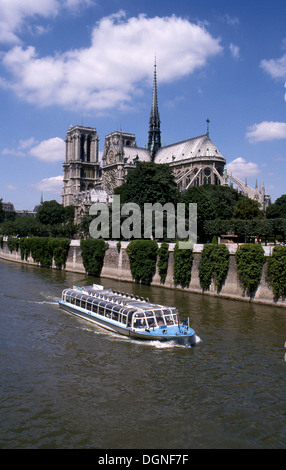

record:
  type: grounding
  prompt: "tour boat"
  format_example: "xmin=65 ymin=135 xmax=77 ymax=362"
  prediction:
xmin=58 ymin=284 xmax=199 ymax=346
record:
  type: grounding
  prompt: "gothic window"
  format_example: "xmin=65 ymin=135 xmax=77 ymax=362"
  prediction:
xmin=81 ymin=167 xmax=95 ymax=179
xmin=86 ymin=135 xmax=91 ymax=162
xmin=108 ymin=150 xmax=116 ymax=164
xmin=203 ymin=168 xmax=211 ymax=185
xmin=80 ymin=135 xmax=85 ymax=161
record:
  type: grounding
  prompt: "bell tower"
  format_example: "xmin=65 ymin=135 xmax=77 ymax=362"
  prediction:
xmin=148 ymin=57 xmax=161 ymax=161
xmin=61 ymin=125 xmax=100 ymax=207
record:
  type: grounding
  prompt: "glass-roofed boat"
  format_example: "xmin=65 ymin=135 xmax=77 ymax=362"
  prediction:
xmin=58 ymin=284 xmax=199 ymax=346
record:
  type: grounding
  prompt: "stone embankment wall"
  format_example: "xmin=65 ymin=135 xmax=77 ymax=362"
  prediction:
xmin=0 ymin=240 xmax=285 ymax=308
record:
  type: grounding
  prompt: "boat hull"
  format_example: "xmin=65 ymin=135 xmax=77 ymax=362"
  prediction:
xmin=58 ymin=300 xmax=197 ymax=346
xmin=59 ymin=301 xmax=130 ymax=337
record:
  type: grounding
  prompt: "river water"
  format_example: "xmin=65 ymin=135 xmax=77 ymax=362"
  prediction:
xmin=0 ymin=258 xmax=285 ymax=449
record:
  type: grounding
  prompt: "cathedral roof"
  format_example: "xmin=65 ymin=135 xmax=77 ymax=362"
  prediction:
xmin=122 ymin=146 xmax=151 ymax=164
xmin=154 ymin=133 xmax=225 ymax=164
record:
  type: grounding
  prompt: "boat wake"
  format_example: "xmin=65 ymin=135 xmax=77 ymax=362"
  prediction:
xmin=78 ymin=321 xmax=202 ymax=349
xmin=0 ymin=292 xmax=58 ymax=305
xmin=27 ymin=300 xmax=58 ymax=305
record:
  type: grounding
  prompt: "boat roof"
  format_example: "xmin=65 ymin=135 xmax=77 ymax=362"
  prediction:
xmin=63 ymin=285 xmax=177 ymax=314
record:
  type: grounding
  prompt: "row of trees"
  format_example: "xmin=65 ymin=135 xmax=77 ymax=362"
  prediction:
xmin=112 ymin=163 xmax=286 ymax=244
xmin=1 ymin=163 xmax=286 ymax=243
xmin=0 ymin=199 xmax=76 ymax=238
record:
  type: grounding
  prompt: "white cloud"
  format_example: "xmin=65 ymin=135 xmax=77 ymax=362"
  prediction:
xmin=220 ymin=14 xmax=240 ymax=26
xmin=1 ymin=137 xmax=38 ymax=157
xmin=19 ymin=137 xmax=37 ymax=149
xmin=0 ymin=0 xmax=94 ymax=44
xmin=6 ymin=183 xmax=17 ymax=190
xmin=1 ymin=136 xmax=65 ymax=162
xmin=260 ymin=53 xmax=286 ymax=79
xmin=0 ymin=11 xmax=223 ymax=112
xmin=2 ymin=147 xmax=25 ymax=157
xmin=246 ymin=121 xmax=286 ymax=143
xmin=29 ymin=137 xmax=65 ymax=162
xmin=227 ymin=157 xmax=260 ymax=178
xmin=33 ymin=175 xmax=63 ymax=193
xmin=229 ymin=43 xmax=240 ymax=59
xmin=0 ymin=0 xmax=59 ymax=44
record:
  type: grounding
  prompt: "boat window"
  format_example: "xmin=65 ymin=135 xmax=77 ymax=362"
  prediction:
xmin=173 ymin=314 xmax=179 ymax=324
xmin=104 ymin=303 xmax=113 ymax=318
xmin=86 ymin=302 xmax=92 ymax=311
xmin=163 ymin=309 xmax=172 ymax=316
xmin=147 ymin=316 xmax=156 ymax=327
xmin=98 ymin=306 xmax=104 ymax=315
xmin=92 ymin=304 xmax=98 ymax=313
xmin=112 ymin=311 xmax=119 ymax=321
xmin=112 ymin=305 xmax=122 ymax=312
xmin=164 ymin=315 xmax=174 ymax=325
xmin=156 ymin=314 xmax=164 ymax=325
xmin=133 ymin=313 xmax=147 ymax=329
xmin=127 ymin=310 xmax=135 ymax=327
xmin=119 ymin=314 xmax=127 ymax=325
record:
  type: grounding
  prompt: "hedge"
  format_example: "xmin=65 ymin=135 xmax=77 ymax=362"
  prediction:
xmin=235 ymin=244 xmax=265 ymax=298
xmin=80 ymin=238 xmax=109 ymax=276
xmin=18 ymin=237 xmax=71 ymax=268
xmin=157 ymin=242 xmax=169 ymax=284
xmin=126 ymin=239 xmax=158 ymax=284
xmin=199 ymin=243 xmax=230 ymax=292
xmin=173 ymin=242 xmax=194 ymax=287
xmin=266 ymin=246 xmax=286 ymax=300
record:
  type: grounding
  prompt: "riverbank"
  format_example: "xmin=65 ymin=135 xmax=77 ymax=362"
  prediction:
xmin=0 ymin=239 xmax=285 ymax=308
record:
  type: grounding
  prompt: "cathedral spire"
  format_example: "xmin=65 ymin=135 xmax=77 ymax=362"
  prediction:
xmin=148 ymin=56 xmax=161 ymax=161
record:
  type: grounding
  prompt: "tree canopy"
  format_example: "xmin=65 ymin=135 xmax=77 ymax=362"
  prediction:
xmin=114 ymin=162 xmax=179 ymax=207
xmin=183 ymin=185 xmax=244 ymax=221
xmin=0 ymin=201 xmax=76 ymax=238
xmin=36 ymin=200 xmax=66 ymax=225
xmin=266 ymin=194 xmax=286 ymax=219
xmin=233 ymin=197 xmax=263 ymax=220
xmin=0 ymin=199 xmax=4 ymax=224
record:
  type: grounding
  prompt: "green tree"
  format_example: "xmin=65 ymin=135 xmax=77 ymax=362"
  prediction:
xmin=173 ymin=242 xmax=194 ymax=287
xmin=233 ymin=197 xmax=263 ymax=220
xmin=126 ymin=240 xmax=158 ymax=284
xmin=115 ymin=162 xmax=179 ymax=207
xmin=0 ymin=199 xmax=5 ymax=223
xmin=266 ymin=246 xmax=286 ymax=300
xmin=36 ymin=200 xmax=65 ymax=225
xmin=266 ymin=194 xmax=286 ymax=219
xmin=200 ymin=185 xmax=243 ymax=220
xmin=199 ymin=243 xmax=230 ymax=292
xmin=183 ymin=186 xmax=216 ymax=241
xmin=0 ymin=216 xmax=46 ymax=237
xmin=157 ymin=242 xmax=169 ymax=284
xmin=235 ymin=244 xmax=265 ymax=298
xmin=80 ymin=238 xmax=109 ymax=276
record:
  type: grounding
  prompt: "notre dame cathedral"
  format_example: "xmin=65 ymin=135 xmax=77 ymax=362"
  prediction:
xmin=61 ymin=61 xmax=269 ymax=222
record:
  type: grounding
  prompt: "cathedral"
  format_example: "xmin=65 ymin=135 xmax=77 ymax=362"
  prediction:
xmin=61 ymin=61 xmax=269 ymax=222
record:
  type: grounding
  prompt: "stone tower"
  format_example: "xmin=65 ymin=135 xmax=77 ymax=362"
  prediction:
xmin=62 ymin=125 xmax=100 ymax=207
xmin=102 ymin=131 xmax=150 ymax=195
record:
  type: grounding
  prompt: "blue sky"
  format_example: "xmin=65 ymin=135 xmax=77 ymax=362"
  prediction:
xmin=0 ymin=0 xmax=286 ymax=210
